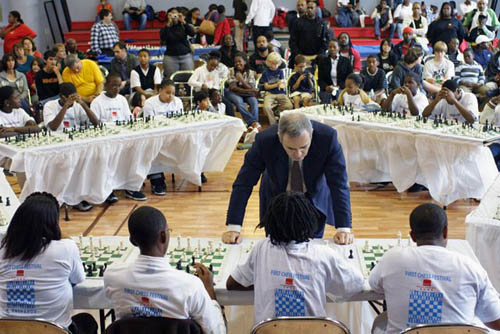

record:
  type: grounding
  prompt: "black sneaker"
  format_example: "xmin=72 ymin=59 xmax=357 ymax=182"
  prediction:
xmin=201 ymin=173 xmax=207 ymax=183
xmin=124 ymin=190 xmax=147 ymax=201
xmin=105 ymin=191 xmax=119 ymax=204
xmin=73 ymin=200 xmax=93 ymax=212
xmin=407 ymin=184 xmax=428 ymax=193
xmin=151 ymin=179 xmax=167 ymax=196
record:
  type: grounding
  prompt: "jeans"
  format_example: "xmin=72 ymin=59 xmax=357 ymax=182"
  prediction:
xmin=123 ymin=12 xmax=147 ymax=30
xmin=374 ymin=18 xmax=395 ymax=39
xmin=225 ymin=91 xmax=259 ymax=125
xmin=163 ymin=54 xmax=194 ymax=80
xmin=396 ymin=22 xmax=403 ymax=39
xmin=336 ymin=7 xmax=358 ymax=27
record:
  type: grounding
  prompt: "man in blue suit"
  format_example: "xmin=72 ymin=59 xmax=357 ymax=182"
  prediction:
xmin=222 ymin=111 xmax=353 ymax=244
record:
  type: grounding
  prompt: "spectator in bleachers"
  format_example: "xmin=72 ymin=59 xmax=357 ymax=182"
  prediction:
xmin=65 ymin=38 xmax=86 ymax=60
xmin=226 ymin=52 xmax=260 ymax=128
xmin=21 ymin=36 xmax=42 ymax=59
xmin=377 ymin=39 xmax=399 ymax=73
xmin=35 ymin=50 xmax=63 ymax=105
xmin=371 ymin=0 xmax=395 ymax=40
xmin=289 ymin=0 xmax=329 ymax=68
xmin=130 ymin=48 xmax=161 ymax=99
xmin=130 ymin=91 xmax=145 ymax=117
xmin=338 ymin=73 xmax=376 ymax=109
xmin=62 ymin=54 xmax=104 ymax=104
xmin=403 ymin=2 xmax=429 ymax=52
xmin=233 ymin=0 xmax=248 ymax=51
xmin=480 ymin=47 xmax=500 ymax=98
xmin=160 ymin=7 xmax=195 ymax=80
xmin=205 ymin=4 xmax=219 ymax=22
xmin=187 ymin=7 xmax=202 ymax=45
xmin=463 ymin=0 xmax=499 ymax=35
xmin=0 ymin=11 xmax=36 ymax=54
xmin=209 ymin=88 xmax=226 ymax=114
xmin=447 ymin=37 xmax=464 ymax=68
xmin=194 ymin=90 xmax=211 ymax=112
xmin=426 ymin=4 xmax=439 ymax=23
xmin=97 ymin=0 xmax=113 ymax=17
xmin=393 ymin=27 xmax=422 ymax=62
xmin=289 ymin=55 xmax=315 ymax=108
xmin=219 ymin=34 xmax=238 ymax=68
xmin=361 ymin=55 xmax=387 ymax=104
xmin=423 ymin=41 xmax=455 ymax=94
xmin=13 ymin=42 xmax=33 ymax=74
xmin=460 ymin=0 xmax=477 ymax=17
xmin=390 ymin=47 xmax=424 ymax=90
xmin=122 ymin=0 xmax=148 ymax=31
xmin=90 ymin=9 xmax=119 ymax=56
xmin=0 ymin=54 xmax=30 ymax=112
xmin=260 ymin=52 xmax=293 ymax=124
xmin=245 ymin=0 xmax=275 ymax=49
xmin=336 ymin=0 xmax=360 ymax=27
xmin=26 ymin=57 xmax=42 ymax=101
xmin=264 ymin=30 xmax=283 ymax=56
xmin=423 ymin=79 xmax=478 ymax=123
xmin=318 ymin=39 xmax=353 ymax=103
xmin=427 ymin=2 xmax=465 ymax=46
xmin=338 ymin=32 xmax=362 ymax=73
xmin=188 ymin=51 xmax=228 ymax=93
xmin=467 ymin=14 xmax=496 ymax=43
xmin=110 ymin=41 xmax=139 ymax=95
xmin=250 ymin=35 xmax=276 ymax=75
xmin=288 ymin=0 xmax=308 ymax=35
xmin=384 ymin=72 xmax=428 ymax=115
xmin=474 ymin=35 xmax=493 ymax=70
xmin=393 ymin=0 xmax=413 ymax=39
xmin=52 ymin=43 xmax=67 ymax=71
xmin=456 ymin=48 xmax=485 ymax=93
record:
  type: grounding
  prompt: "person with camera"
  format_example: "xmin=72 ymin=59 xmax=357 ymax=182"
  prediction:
xmin=122 ymin=0 xmax=148 ymax=31
xmin=160 ymin=7 xmax=195 ymax=80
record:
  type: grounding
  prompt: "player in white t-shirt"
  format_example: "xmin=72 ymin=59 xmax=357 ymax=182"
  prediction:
xmin=43 ymin=82 xmax=98 ymax=132
xmin=104 ymin=206 xmax=226 ymax=334
xmin=227 ymin=192 xmax=364 ymax=325
xmin=422 ymin=79 xmax=478 ymax=124
xmin=143 ymin=79 xmax=183 ymax=118
xmin=0 ymin=192 xmax=98 ymax=333
xmin=90 ymin=73 xmax=132 ymax=123
xmin=0 ymin=86 xmax=39 ymax=136
xmin=385 ymin=72 xmax=428 ymax=116
xmin=369 ymin=203 xmax=500 ymax=334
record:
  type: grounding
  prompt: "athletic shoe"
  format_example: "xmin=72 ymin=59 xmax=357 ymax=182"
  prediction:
xmin=73 ymin=200 xmax=93 ymax=212
xmin=124 ymin=190 xmax=147 ymax=201
xmin=201 ymin=173 xmax=207 ymax=183
xmin=105 ymin=191 xmax=119 ymax=204
xmin=151 ymin=178 xmax=167 ymax=196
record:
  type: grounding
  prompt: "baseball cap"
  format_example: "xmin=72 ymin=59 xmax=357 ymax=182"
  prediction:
xmin=403 ymin=27 xmax=413 ymax=35
xmin=476 ymin=35 xmax=492 ymax=44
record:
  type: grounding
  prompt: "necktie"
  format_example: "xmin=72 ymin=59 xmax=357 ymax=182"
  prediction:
xmin=290 ymin=161 xmax=304 ymax=192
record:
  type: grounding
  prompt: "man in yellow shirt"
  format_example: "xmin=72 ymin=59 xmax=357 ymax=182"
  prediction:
xmin=62 ymin=54 xmax=104 ymax=103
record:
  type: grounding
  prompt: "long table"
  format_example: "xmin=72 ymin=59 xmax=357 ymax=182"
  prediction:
xmin=0 ymin=169 xmax=20 ymax=233
xmin=72 ymin=237 xmax=479 ymax=334
xmin=0 ymin=115 xmax=246 ymax=205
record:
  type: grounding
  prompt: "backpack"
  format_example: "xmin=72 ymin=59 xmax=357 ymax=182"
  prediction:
xmin=145 ymin=5 xmax=155 ymax=21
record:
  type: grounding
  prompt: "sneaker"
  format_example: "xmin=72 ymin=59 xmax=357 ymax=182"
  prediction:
xmin=73 ymin=200 xmax=93 ymax=212
xmin=105 ymin=191 xmax=119 ymax=204
xmin=407 ymin=183 xmax=428 ymax=193
xmin=151 ymin=178 xmax=167 ymax=196
xmin=201 ymin=173 xmax=207 ymax=183
xmin=124 ymin=190 xmax=147 ymax=201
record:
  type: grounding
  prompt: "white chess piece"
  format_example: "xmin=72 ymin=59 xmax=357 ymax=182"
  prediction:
xmin=364 ymin=240 xmax=369 ymax=251
xmin=120 ymin=241 xmax=124 ymax=250
xmin=407 ymin=234 xmax=411 ymax=247
xmin=397 ymin=231 xmax=402 ymax=246
xmin=99 ymin=239 xmax=103 ymax=249
xmin=0 ymin=209 xmax=7 ymax=226
xmin=177 ymin=236 xmax=181 ymax=249
xmin=187 ymin=237 xmax=192 ymax=252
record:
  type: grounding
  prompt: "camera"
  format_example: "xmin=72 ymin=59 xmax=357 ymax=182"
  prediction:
xmin=172 ymin=13 xmax=178 ymax=19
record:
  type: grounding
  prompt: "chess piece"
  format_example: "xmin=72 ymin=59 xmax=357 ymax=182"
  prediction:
xmin=92 ymin=262 xmax=97 ymax=272
xmin=192 ymin=256 xmax=195 ymax=266
xmin=5 ymin=197 xmax=10 ymax=207
xmin=120 ymin=241 xmax=124 ymax=250
xmin=0 ymin=196 xmax=3 ymax=204
xmin=99 ymin=239 xmax=103 ymax=249
xmin=99 ymin=266 xmax=104 ymax=277
xmin=177 ymin=236 xmax=181 ymax=249
xmin=185 ymin=265 xmax=190 ymax=273
xmin=397 ymin=231 xmax=402 ymax=246
xmin=348 ymin=250 xmax=354 ymax=259
xmin=407 ymin=234 xmax=411 ymax=247
xmin=187 ymin=237 xmax=192 ymax=252
xmin=176 ymin=260 xmax=182 ymax=270
xmin=209 ymin=264 xmax=213 ymax=273
xmin=364 ymin=240 xmax=369 ymax=251
xmin=370 ymin=262 xmax=375 ymax=270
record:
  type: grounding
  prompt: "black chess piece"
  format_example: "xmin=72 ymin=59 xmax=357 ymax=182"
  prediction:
xmin=92 ymin=262 xmax=97 ymax=272
xmin=348 ymin=250 xmax=353 ymax=259
xmin=104 ymin=263 xmax=108 ymax=271
xmin=99 ymin=266 xmax=104 ymax=277
xmin=370 ymin=262 xmax=375 ymax=270
xmin=176 ymin=260 xmax=182 ymax=270
xmin=0 ymin=196 xmax=3 ymax=204
xmin=86 ymin=264 xmax=93 ymax=276
xmin=209 ymin=264 xmax=213 ymax=273
xmin=82 ymin=262 xmax=86 ymax=271
xmin=192 ymin=256 xmax=195 ymax=266
xmin=5 ymin=197 xmax=10 ymax=207
xmin=185 ymin=265 xmax=190 ymax=273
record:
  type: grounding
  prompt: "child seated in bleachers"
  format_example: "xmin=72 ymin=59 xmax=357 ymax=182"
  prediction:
xmin=131 ymin=92 xmax=145 ymax=118
xmin=456 ymin=48 xmax=485 ymax=94
xmin=226 ymin=192 xmax=364 ymax=325
xmin=143 ymin=79 xmax=183 ymax=117
xmin=423 ymin=41 xmax=456 ymax=94
xmin=288 ymin=55 xmax=315 ymax=109
xmin=209 ymin=88 xmax=225 ymax=115
xmin=338 ymin=73 xmax=376 ymax=109
xmin=260 ymin=52 xmax=293 ymax=124
xmin=383 ymin=72 xmax=428 ymax=116
xmin=130 ymin=48 xmax=162 ymax=99
xmin=194 ymin=90 xmax=211 ymax=111
xmin=361 ymin=54 xmax=387 ymax=105
xmin=188 ymin=51 xmax=228 ymax=92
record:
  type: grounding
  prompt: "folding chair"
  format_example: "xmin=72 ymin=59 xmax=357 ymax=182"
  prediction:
xmin=400 ymin=323 xmax=489 ymax=334
xmin=105 ymin=316 xmax=202 ymax=334
xmin=170 ymin=70 xmax=194 ymax=110
xmin=251 ymin=317 xmax=350 ymax=334
xmin=0 ymin=318 xmax=70 ymax=334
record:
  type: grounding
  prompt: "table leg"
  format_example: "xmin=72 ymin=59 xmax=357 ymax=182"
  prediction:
xmin=99 ymin=309 xmax=105 ymax=334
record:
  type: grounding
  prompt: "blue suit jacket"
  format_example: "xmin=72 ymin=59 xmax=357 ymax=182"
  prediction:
xmin=226 ymin=121 xmax=352 ymax=228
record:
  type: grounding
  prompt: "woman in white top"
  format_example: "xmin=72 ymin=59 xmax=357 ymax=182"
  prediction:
xmin=423 ymin=41 xmax=455 ymax=94
xmin=403 ymin=2 xmax=429 ymax=51
xmin=0 ymin=192 xmax=98 ymax=334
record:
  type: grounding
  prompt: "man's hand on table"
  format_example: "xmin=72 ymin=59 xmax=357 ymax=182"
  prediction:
xmin=222 ymin=231 xmax=242 ymax=244
xmin=334 ymin=231 xmax=354 ymax=245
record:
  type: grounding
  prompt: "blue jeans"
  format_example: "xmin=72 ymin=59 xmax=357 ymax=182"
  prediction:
xmin=123 ymin=12 xmax=147 ymax=30
xmin=396 ymin=22 xmax=403 ymax=39
xmin=225 ymin=91 xmax=259 ymax=125
xmin=374 ymin=18 xmax=395 ymax=39
xmin=336 ymin=7 xmax=358 ymax=27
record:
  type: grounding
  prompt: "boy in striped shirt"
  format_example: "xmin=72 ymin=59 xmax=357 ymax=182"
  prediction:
xmin=456 ymin=48 xmax=485 ymax=94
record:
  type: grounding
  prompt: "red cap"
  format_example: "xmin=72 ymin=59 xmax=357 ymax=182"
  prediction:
xmin=403 ymin=27 xmax=413 ymax=35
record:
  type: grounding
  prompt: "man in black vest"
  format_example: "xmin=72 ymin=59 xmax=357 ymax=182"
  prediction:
xmin=130 ymin=48 xmax=162 ymax=98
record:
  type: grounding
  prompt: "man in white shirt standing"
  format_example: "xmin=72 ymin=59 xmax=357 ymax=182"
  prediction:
xmin=369 ymin=203 xmax=500 ymax=334
xmin=422 ymin=79 xmax=478 ymax=123
xmin=104 ymin=206 xmax=226 ymax=334
xmin=245 ymin=0 xmax=276 ymax=49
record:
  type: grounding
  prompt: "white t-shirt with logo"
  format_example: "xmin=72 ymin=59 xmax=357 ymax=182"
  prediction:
xmin=0 ymin=238 xmax=85 ymax=327
xmin=104 ymin=255 xmax=226 ymax=334
xmin=90 ymin=92 xmax=132 ymax=123
xmin=342 ymin=93 xmax=365 ymax=109
xmin=430 ymin=91 xmax=479 ymax=123
xmin=0 ymin=108 xmax=34 ymax=127
xmin=391 ymin=91 xmax=429 ymax=115
xmin=230 ymin=238 xmax=365 ymax=325
xmin=143 ymin=95 xmax=184 ymax=117
xmin=423 ymin=58 xmax=455 ymax=82
xmin=369 ymin=245 xmax=500 ymax=334
xmin=43 ymin=100 xmax=90 ymax=131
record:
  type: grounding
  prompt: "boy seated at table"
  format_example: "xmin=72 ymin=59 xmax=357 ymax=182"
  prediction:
xmin=383 ymin=73 xmax=428 ymax=116
xmin=104 ymin=206 xmax=226 ymax=333
xmin=455 ymin=48 xmax=485 ymax=94
xmin=260 ymin=52 xmax=293 ymax=124
xmin=209 ymin=88 xmax=225 ymax=115
xmin=337 ymin=73 xmax=377 ymax=109
xmin=422 ymin=79 xmax=478 ymax=124
xmin=361 ymin=54 xmax=387 ymax=105
xmin=44 ymin=82 xmax=98 ymax=131
xmin=143 ymin=79 xmax=183 ymax=118
xmin=226 ymin=192 xmax=364 ymax=325
xmin=288 ymin=55 xmax=315 ymax=109
xmin=130 ymin=48 xmax=162 ymax=99
xmin=0 ymin=86 xmax=39 ymax=136
xmin=369 ymin=203 xmax=500 ymax=334
xmin=91 ymin=72 xmax=147 ymax=202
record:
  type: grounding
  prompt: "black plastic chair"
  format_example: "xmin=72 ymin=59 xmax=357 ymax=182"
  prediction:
xmin=105 ymin=317 xmax=202 ymax=334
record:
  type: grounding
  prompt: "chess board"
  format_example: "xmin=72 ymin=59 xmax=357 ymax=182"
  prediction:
xmin=357 ymin=244 xmax=394 ymax=276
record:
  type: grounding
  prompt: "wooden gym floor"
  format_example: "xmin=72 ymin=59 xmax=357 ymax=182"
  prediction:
xmin=7 ymin=149 xmax=477 ymax=240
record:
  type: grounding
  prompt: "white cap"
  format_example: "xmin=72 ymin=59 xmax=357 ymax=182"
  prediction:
xmin=476 ymin=35 xmax=492 ymax=44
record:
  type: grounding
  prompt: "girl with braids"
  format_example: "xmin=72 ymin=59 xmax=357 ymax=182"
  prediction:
xmin=0 ymin=192 xmax=98 ymax=334
xmin=338 ymin=32 xmax=362 ymax=73
xmin=226 ymin=192 xmax=364 ymax=325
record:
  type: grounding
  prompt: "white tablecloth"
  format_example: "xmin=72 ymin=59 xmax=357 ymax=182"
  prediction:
xmin=0 ymin=117 xmax=245 ymax=205
xmin=0 ymin=169 xmax=20 ymax=232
